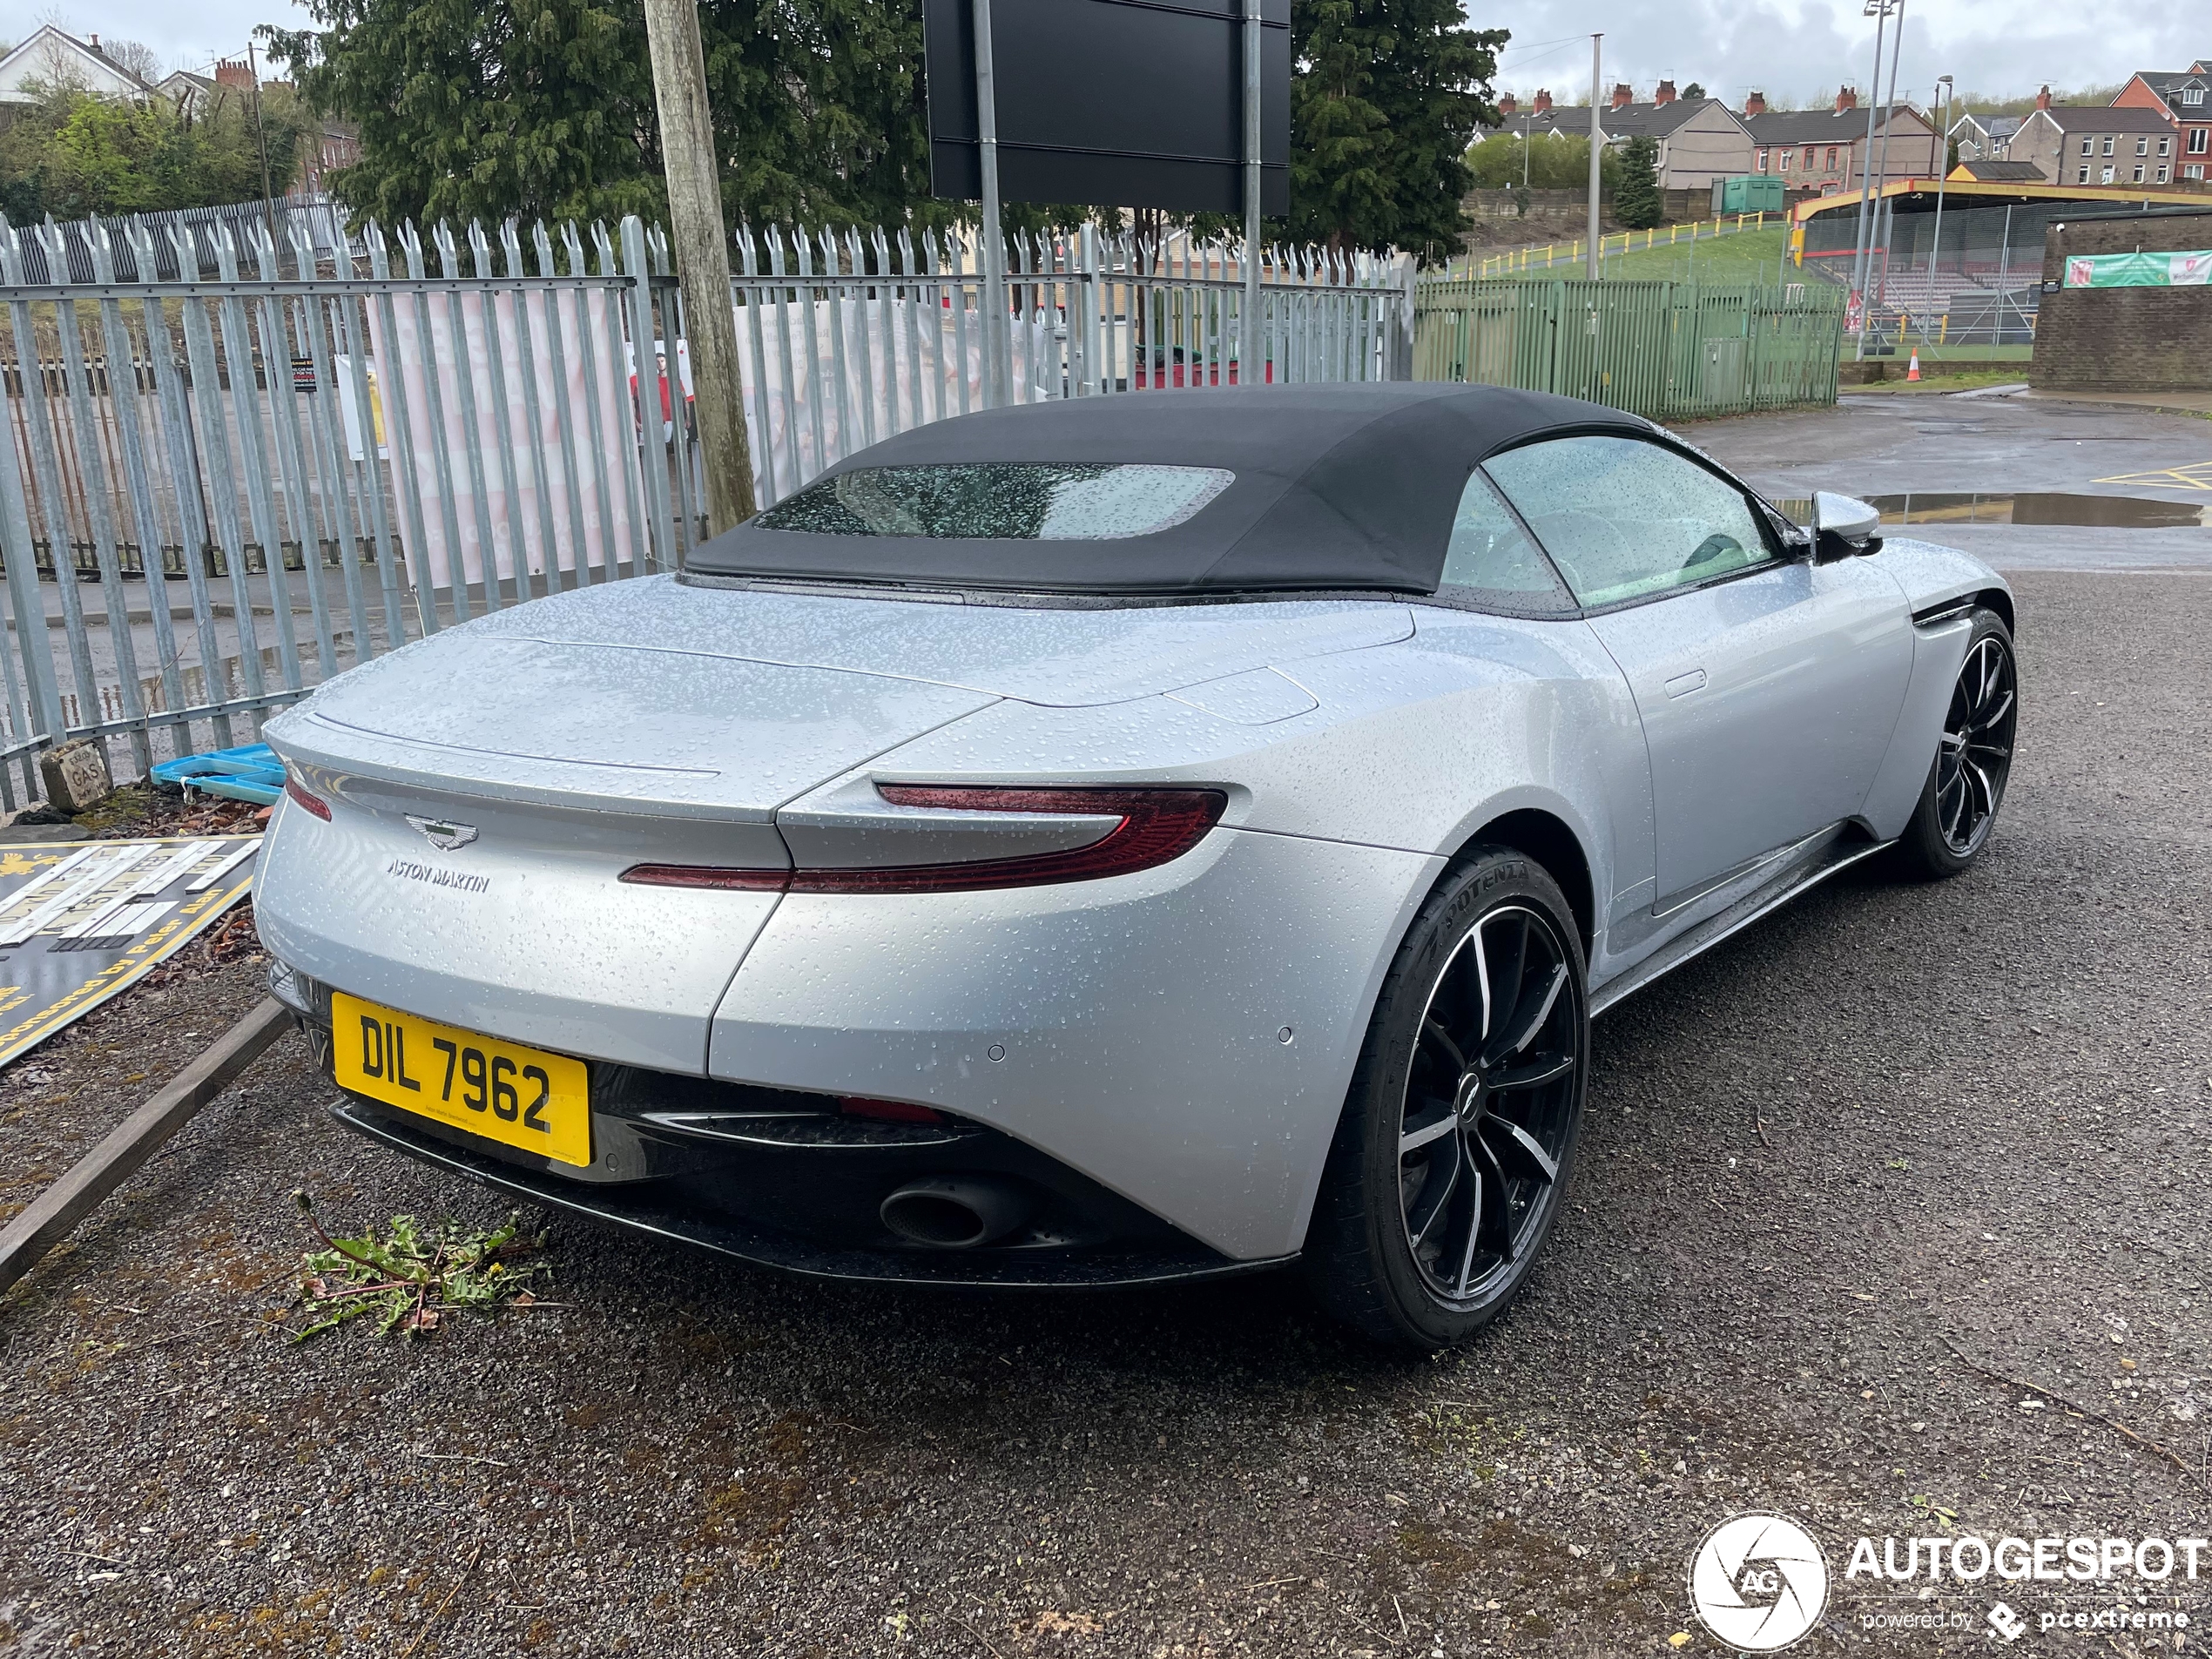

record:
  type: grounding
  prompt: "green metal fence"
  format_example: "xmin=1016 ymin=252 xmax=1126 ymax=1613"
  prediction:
xmin=1413 ymin=279 xmax=1847 ymax=419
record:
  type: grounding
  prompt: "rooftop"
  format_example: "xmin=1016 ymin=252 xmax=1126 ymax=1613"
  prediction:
xmin=2028 ymin=104 xmax=2179 ymax=133
xmin=1950 ymin=159 xmax=2048 ymax=182
xmin=0 ymin=25 xmax=157 ymax=96
xmin=1594 ymin=98 xmax=1740 ymax=140
xmin=1744 ymin=105 xmax=1923 ymax=145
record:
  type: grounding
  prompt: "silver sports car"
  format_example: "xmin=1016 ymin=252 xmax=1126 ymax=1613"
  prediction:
xmin=257 ymin=383 xmax=2017 ymax=1347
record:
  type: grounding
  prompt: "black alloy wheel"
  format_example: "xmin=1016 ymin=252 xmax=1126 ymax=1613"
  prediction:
xmin=1896 ymin=608 xmax=2017 ymax=879
xmin=1935 ymin=632 xmax=2016 ymax=856
xmin=1395 ymin=903 xmax=1580 ymax=1303
xmin=1306 ymin=848 xmax=1589 ymax=1347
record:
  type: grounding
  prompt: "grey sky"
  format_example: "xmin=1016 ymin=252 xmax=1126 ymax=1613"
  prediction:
xmin=25 ymin=0 xmax=2206 ymax=109
xmin=1487 ymin=0 xmax=2203 ymax=108
xmin=18 ymin=0 xmax=314 ymax=79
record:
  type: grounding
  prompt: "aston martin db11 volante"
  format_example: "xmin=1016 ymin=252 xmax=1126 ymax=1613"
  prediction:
xmin=258 ymin=383 xmax=2018 ymax=1346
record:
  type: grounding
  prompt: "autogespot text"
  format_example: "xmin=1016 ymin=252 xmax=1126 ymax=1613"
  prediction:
xmin=1845 ymin=1534 xmax=2209 ymax=1583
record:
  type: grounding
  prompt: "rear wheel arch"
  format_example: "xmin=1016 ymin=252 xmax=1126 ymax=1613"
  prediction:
xmin=1446 ymin=808 xmax=1595 ymax=963
xmin=1288 ymin=804 xmax=1595 ymax=1267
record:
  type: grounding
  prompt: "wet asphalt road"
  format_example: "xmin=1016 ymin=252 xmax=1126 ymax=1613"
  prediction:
xmin=1696 ymin=390 xmax=2212 ymax=573
xmin=0 ymin=395 xmax=2207 ymax=1658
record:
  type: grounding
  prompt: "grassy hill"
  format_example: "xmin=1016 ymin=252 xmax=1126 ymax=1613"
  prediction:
xmin=1480 ymin=226 xmax=1798 ymax=287
xmin=1591 ymin=226 xmax=1795 ymax=286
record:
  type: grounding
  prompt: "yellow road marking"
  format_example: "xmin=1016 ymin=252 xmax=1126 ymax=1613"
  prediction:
xmin=2094 ymin=461 xmax=2212 ymax=493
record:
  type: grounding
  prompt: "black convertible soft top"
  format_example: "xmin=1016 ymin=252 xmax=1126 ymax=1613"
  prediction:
xmin=685 ymin=383 xmax=1650 ymax=595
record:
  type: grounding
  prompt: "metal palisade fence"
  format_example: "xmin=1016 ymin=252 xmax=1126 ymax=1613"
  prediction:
xmin=0 ymin=212 xmax=686 ymax=809
xmin=0 ymin=211 xmax=1410 ymax=809
xmin=1413 ymin=278 xmax=1847 ymax=419
xmin=732 ymin=224 xmax=1413 ymax=508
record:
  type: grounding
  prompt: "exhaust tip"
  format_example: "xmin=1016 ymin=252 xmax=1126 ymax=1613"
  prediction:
xmin=880 ymin=1177 xmax=1033 ymax=1249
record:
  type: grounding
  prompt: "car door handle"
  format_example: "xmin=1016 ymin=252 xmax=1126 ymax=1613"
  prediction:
xmin=1663 ymin=668 xmax=1708 ymax=698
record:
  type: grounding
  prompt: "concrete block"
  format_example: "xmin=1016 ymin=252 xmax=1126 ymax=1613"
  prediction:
xmin=38 ymin=738 xmax=111 ymax=814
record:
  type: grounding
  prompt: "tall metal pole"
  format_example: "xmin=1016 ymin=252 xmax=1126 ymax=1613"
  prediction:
xmin=1588 ymin=35 xmax=1603 ymax=280
xmin=1928 ymin=76 xmax=1952 ymax=281
xmin=1848 ymin=0 xmax=1891 ymax=307
xmin=1993 ymin=202 xmax=2014 ymax=347
xmin=1866 ymin=0 xmax=1907 ymax=317
xmin=972 ymin=0 xmax=1008 ymax=406
xmin=1243 ymin=0 xmax=1262 ymax=383
xmin=640 ymin=0 xmax=756 ymax=529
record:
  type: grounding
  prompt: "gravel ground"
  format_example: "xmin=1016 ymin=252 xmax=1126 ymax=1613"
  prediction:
xmin=2 ymin=560 xmax=2207 ymax=1657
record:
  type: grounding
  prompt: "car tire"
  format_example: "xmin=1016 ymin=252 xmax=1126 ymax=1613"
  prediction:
xmin=1892 ymin=608 xmax=2018 ymax=880
xmin=1305 ymin=847 xmax=1589 ymax=1349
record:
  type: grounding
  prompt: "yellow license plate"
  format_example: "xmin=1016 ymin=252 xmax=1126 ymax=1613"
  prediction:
xmin=332 ymin=993 xmax=592 ymax=1168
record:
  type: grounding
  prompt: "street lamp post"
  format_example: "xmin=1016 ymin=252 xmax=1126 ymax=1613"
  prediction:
xmin=1867 ymin=0 xmax=1908 ymax=317
xmin=1849 ymin=0 xmax=1898 ymax=354
xmin=1928 ymin=75 xmax=1953 ymax=287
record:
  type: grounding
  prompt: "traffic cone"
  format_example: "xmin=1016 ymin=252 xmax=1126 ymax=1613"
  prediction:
xmin=1906 ymin=349 xmax=1921 ymax=381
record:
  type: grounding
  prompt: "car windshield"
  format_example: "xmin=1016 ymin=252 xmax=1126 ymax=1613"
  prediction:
xmin=752 ymin=463 xmax=1235 ymax=541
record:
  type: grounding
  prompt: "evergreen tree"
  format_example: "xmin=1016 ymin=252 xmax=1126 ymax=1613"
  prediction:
xmin=263 ymin=0 xmax=663 ymax=228
xmin=1613 ymin=133 xmax=1662 ymax=229
xmin=1681 ymin=82 xmax=1706 ymax=102
xmin=268 ymin=0 xmax=1507 ymax=251
xmin=1287 ymin=0 xmax=1505 ymax=257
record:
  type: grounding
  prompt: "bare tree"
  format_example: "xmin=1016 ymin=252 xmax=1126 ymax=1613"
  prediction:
xmin=102 ymin=37 xmax=165 ymax=85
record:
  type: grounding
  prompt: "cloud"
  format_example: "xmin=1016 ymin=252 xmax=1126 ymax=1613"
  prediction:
xmin=34 ymin=0 xmax=2200 ymax=112
xmin=1483 ymin=0 xmax=2198 ymax=107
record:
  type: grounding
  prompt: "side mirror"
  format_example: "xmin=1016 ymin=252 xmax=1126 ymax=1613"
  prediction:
xmin=1811 ymin=490 xmax=1883 ymax=559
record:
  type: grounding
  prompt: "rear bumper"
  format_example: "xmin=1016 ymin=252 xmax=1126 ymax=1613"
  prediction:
xmin=279 ymin=963 xmax=1272 ymax=1287
xmin=273 ymin=824 xmax=1438 ymax=1268
xmin=326 ymin=1096 xmax=1283 ymax=1288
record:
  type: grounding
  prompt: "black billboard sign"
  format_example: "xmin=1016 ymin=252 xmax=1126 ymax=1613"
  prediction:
xmin=925 ymin=0 xmax=1290 ymax=216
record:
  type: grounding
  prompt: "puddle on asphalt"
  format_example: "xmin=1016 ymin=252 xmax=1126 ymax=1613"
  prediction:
xmin=1775 ymin=492 xmax=2208 ymax=529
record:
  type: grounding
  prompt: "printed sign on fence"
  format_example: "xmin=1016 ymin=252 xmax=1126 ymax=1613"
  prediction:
xmin=365 ymin=288 xmax=641 ymax=593
xmin=2063 ymin=249 xmax=2212 ymax=287
xmin=736 ymin=294 xmax=1056 ymax=499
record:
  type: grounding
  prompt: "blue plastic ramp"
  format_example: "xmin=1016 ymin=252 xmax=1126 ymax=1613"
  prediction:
xmin=149 ymin=743 xmax=285 ymax=806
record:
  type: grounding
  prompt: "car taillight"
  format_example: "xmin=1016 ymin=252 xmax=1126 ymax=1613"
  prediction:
xmin=619 ymin=785 xmax=1227 ymax=894
xmin=840 ymin=1096 xmax=946 ymax=1124
xmin=284 ymin=773 xmax=332 ymax=821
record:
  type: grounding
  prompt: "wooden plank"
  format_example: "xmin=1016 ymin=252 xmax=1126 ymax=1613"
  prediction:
xmin=0 ymin=997 xmax=292 ymax=1296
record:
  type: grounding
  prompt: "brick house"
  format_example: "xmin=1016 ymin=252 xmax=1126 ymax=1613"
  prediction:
xmin=1947 ymin=112 xmax=2023 ymax=162
xmin=294 ymin=123 xmax=362 ymax=199
xmin=2111 ymin=61 xmax=2212 ymax=182
xmin=1588 ymin=81 xmax=1757 ymax=192
xmin=1493 ymin=89 xmax=1569 ymax=145
xmin=154 ymin=57 xmax=361 ymax=200
xmin=1742 ymin=89 xmax=1940 ymax=193
xmin=2008 ymin=94 xmax=2182 ymax=188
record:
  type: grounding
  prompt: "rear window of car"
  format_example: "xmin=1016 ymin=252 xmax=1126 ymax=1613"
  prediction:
xmin=752 ymin=463 xmax=1235 ymax=542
